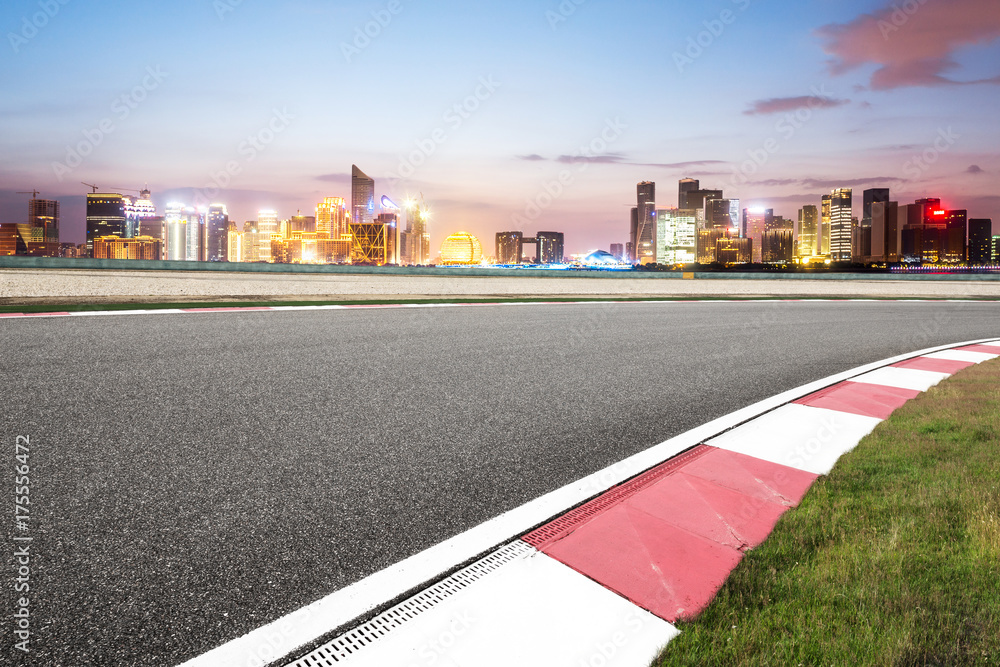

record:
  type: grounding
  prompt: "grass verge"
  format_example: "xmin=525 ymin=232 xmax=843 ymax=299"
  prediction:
xmin=655 ymin=358 xmax=1000 ymax=666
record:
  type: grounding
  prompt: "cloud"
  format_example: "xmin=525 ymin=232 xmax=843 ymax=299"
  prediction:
xmin=516 ymin=154 xmax=546 ymax=161
xmin=817 ymin=0 xmax=1000 ymax=90
xmin=520 ymin=155 xmax=728 ymax=170
xmin=555 ymin=153 xmax=627 ymax=164
xmin=744 ymin=176 xmax=906 ymax=189
xmin=315 ymin=173 xmax=350 ymax=182
xmin=967 ymin=164 xmax=985 ymax=174
xmin=635 ymin=160 xmax=729 ymax=169
xmin=743 ymin=96 xmax=851 ymax=115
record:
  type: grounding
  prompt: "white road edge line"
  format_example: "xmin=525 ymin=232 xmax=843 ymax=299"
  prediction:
xmin=177 ymin=336 xmax=999 ymax=667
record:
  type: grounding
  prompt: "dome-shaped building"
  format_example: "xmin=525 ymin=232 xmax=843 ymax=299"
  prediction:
xmin=439 ymin=232 xmax=483 ymax=265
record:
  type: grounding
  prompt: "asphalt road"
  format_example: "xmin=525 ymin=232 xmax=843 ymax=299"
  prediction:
xmin=2 ymin=301 xmax=998 ymax=666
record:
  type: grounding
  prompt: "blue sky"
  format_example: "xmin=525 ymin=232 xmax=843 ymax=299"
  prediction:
xmin=2 ymin=0 xmax=998 ymax=251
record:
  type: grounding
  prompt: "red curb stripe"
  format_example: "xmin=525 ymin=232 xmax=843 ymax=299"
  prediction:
xmin=892 ymin=356 xmax=975 ymax=374
xmin=533 ymin=449 xmax=816 ymax=622
xmin=522 ymin=445 xmax=713 ymax=549
xmin=954 ymin=344 xmax=1000 ymax=355
xmin=793 ymin=380 xmax=920 ymax=420
xmin=0 ymin=313 xmax=25 ymax=318
xmin=22 ymin=311 xmax=70 ymax=316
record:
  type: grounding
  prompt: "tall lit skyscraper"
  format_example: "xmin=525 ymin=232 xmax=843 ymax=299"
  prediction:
xmin=352 ymin=165 xmax=375 ymax=226
xmin=536 ymin=231 xmax=564 ymax=264
xmin=678 ymin=178 xmax=699 ymax=209
xmin=86 ymin=193 xmax=126 ymax=257
xmin=829 ymin=188 xmax=853 ymax=261
xmin=632 ymin=181 xmax=656 ymax=264
xmin=969 ymin=219 xmax=993 ymax=265
xmin=820 ymin=194 xmax=832 ymax=256
xmin=206 ymin=204 xmax=229 ymax=262
xmin=403 ymin=197 xmax=430 ymax=265
xmin=742 ymin=207 xmax=771 ymax=263
xmin=124 ymin=188 xmax=157 ymax=238
xmin=797 ymin=205 xmax=819 ymax=259
xmin=164 ymin=203 xmax=187 ymax=261
xmin=317 ymin=197 xmax=349 ymax=239
xmin=496 ymin=232 xmax=523 ymax=264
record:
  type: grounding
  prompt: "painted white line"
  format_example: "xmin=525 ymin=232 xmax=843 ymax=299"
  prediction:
xmin=706 ymin=404 xmax=882 ymax=475
xmin=849 ymin=367 xmax=951 ymax=392
xmin=924 ymin=349 xmax=999 ymax=364
xmin=287 ymin=544 xmax=677 ymax=667
xmin=179 ymin=336 xmax=998 ymax=667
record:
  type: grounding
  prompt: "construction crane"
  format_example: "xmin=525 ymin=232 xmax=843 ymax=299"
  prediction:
xmin=16 ymin=190 xmax=40 ymax=199
xmin=82 ymin=182 xmax=99 ymax=193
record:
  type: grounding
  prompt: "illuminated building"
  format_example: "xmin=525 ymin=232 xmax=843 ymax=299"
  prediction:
xmin=716 ymin=236 xmax=752 ymax=265
xmin=631 ymin=181 xmax=656 ymax=264
xmin=496 ymin=232 xmax=523 ymax=264
xmin=610 ymin=243 xmax=624 ymax=261
xmin=678 ymin=178 xmax=699 ymax=209
xmin=241 ymin=221 xmax=265 ymax=262
xmin=349 ymin=222 xmax=390 ymax=265
xmin=696 ymin=228 xmax=728 ymax=264
xmin=317 ymin=197 xmax=349 ymax=239
xmin=820 ymin=194 xmax=831 ymax=256
xmin=537 ymin=232 xmax=564 ymax=264
xmin=289 ymin=211 xmax=316 ymax=236
xmin=256 ymin=210 xmax=278 ymax=261
xmin=706 ymin=197 xmax=739 ymax=230
xmin=138 ymin=216 xmax=166 ymax=259
xmin=656 ymin=209 xmax=696 ymax=264
xmin=829 ymin=188 xmax=853 ymax=261
xmin=581 ymin=250 xmax=619 ymax=266
xmin=741 ymin=207 xmax=771 ymax=263
xmin=86 ymin=193 xmax=126 ymax=257
xmin=796 ymin=205 xmax=819 ymax=259
xmin=439 ymin=231 xmax=483 ymax=265
xmin=858 ymin=188 xmax=889 ymax=259
xmin=969 ymin=219 xmax=993 ymax=265
xmin=227 ymin=222 xmax=241 ymax=262
xmin=900 ymin=199 xmax=966 ymax=264
xmin=677 ymin=178 xmax=722 ymax=213
xmin=124 ymin=188 xmax=157 ymax=238
xmin=164 ymin=203 xmax=202 ymax=261
xmin=869 ymin=201 xmax=900 ymax=262
xmin=376 ymin=209 xmax=400 ymax=265
xmin=93 ymin=235 xmax=163 ymax=260
xmin=400 ymin=198 xmax=430 ymax=265
xmin=352 ymin=165 xmax=375 ymax=226
xmin=206 ymin=204 xmax=229 ymax=262
xmin=28 ymin=197 xmax=59 ymax=244
xmin=762 ymin=229 xmax=793 ymax=263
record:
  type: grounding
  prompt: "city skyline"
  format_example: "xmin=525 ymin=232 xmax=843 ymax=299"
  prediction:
xmin=2 ymin=0 xmax=999 ymax=252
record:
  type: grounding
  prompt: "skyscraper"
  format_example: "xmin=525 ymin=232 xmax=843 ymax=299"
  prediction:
xmin=870 ymin=200 xmax=899 ymax=262
xmin=86 ymin=193 xmax=126 ymax=257
xmin=678 ymin=178 xmax=699 ymax=209
xmin=496 ymin=232 xmax=523 ymax=264
xmin=28 ymin=197 xmax=59 ymax=244
xmin=829 ymin=189 xmax=853 ymax=261
xmin=206 ymin=204 xmax=230 ymax=262
xmin=633 ymin=181 xmax=656 ymax=264
xmin=124 ymin=188 xmax=157 ymax=238
xmin=797 ymin=205 xmax=819 ymax=259
xmin=741 ymin=208 xmax=771 ymax=263
xmin=656 ymin=209 xmax=697 ymax=265
xmin=969 ymin=219 xmax=993 ymax=265
xmin=404 ymin=198 xmax=430 ymax=265
xmin=317 ymin=197 xmax=349 ymax=239
xmin=352 ymin=165 xmax=375 ymax=226
xmin=536 ymin=231 xmax=565 ymax=264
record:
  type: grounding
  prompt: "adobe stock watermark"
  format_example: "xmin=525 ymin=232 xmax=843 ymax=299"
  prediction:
xmin=574 ymin=610 xmax=654 ymax=667
xmin=511 ymin=117 xmax=628 ymax=228
xmin=878 ymin=0 xmax=929 ymax=39
xmin=673 ymin=0 xmax=751 ymax=74
xmin=546 ymin=0 xmax=588 ymax=30
xmin=51 ymin=66 xmax=168 ymax=181
xmin=193 ymin=108 xmax=295 ymax=207
xmin=902 ymin=127 xmax=959 ymax=180
xmin=386 ymin=75 xmax=501 ymax=182
xmin=7 ymin=0 xmax=71 ymax=54
xmin=406 ymin=611 xmax=475 ymax=666
xmin=242 ymin=606 xmax=313 ymax=667
xmin=729 ymin=86 xmax=835 ymax=187
xmin=213 ymin=0 xmax=244 ymax=20
xmin=341 ymin=0 xmax=407 ymax=63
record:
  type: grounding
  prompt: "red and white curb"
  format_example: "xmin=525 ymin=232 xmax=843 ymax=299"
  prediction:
xmin=173 ymin=337 xmax=1000 ymax=667
xmin=0 ymin=298 xmax=996 ymax=320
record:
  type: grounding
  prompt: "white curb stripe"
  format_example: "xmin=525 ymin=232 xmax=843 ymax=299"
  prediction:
xmin=848 ymin=367 xmax=951 ymax=392
xmin=705 ymin=404 xmax=883 ymax=475
xmin=287 ymin=543 xmax=677 ymax=667
xmin=924 ymin=349 xmax=999 ymax=363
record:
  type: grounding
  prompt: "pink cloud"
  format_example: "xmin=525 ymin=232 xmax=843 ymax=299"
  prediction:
xmin=743 ymin=96 xmax=850 ymax=115
xmin=817 ymin=0 xmax=1000 ymax=89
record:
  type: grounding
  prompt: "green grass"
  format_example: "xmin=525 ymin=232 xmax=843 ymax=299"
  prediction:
xmin=1 ymin=295 xmax=995 ymax=314
xmin=655 ymin=359 xmax=1000 ymax=666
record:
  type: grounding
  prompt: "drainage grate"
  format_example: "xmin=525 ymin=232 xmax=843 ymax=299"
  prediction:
xmin=284 ymin=540 xmax=534 ymax=666
xmin=522 ymin=444 xmax=713 ymax=549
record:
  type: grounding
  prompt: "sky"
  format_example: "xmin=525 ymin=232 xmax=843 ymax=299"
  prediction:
xmin=1 ymin=0 xmax=999 ymax=253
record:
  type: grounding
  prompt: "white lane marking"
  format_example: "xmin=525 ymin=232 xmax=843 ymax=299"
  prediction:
xmin=177 ymin=336 xmax=999 ymax=667
xmin=924 ymin=349 xmax=999 ymax=363
xmin=706 ymin=404 xmax=883 ymax=476
xmin=849 ymin=367 xmax=951 ymax=392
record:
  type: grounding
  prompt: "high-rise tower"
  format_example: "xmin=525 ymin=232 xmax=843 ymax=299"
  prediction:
xmin=352 ymin=165 xmax=375 ymax=226
xmin=829 ymin=188 xmax=853 ymax=261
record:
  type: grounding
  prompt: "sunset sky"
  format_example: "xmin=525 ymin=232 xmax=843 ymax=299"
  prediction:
xmin=2 ymin=0 xmax=998 ymax=253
